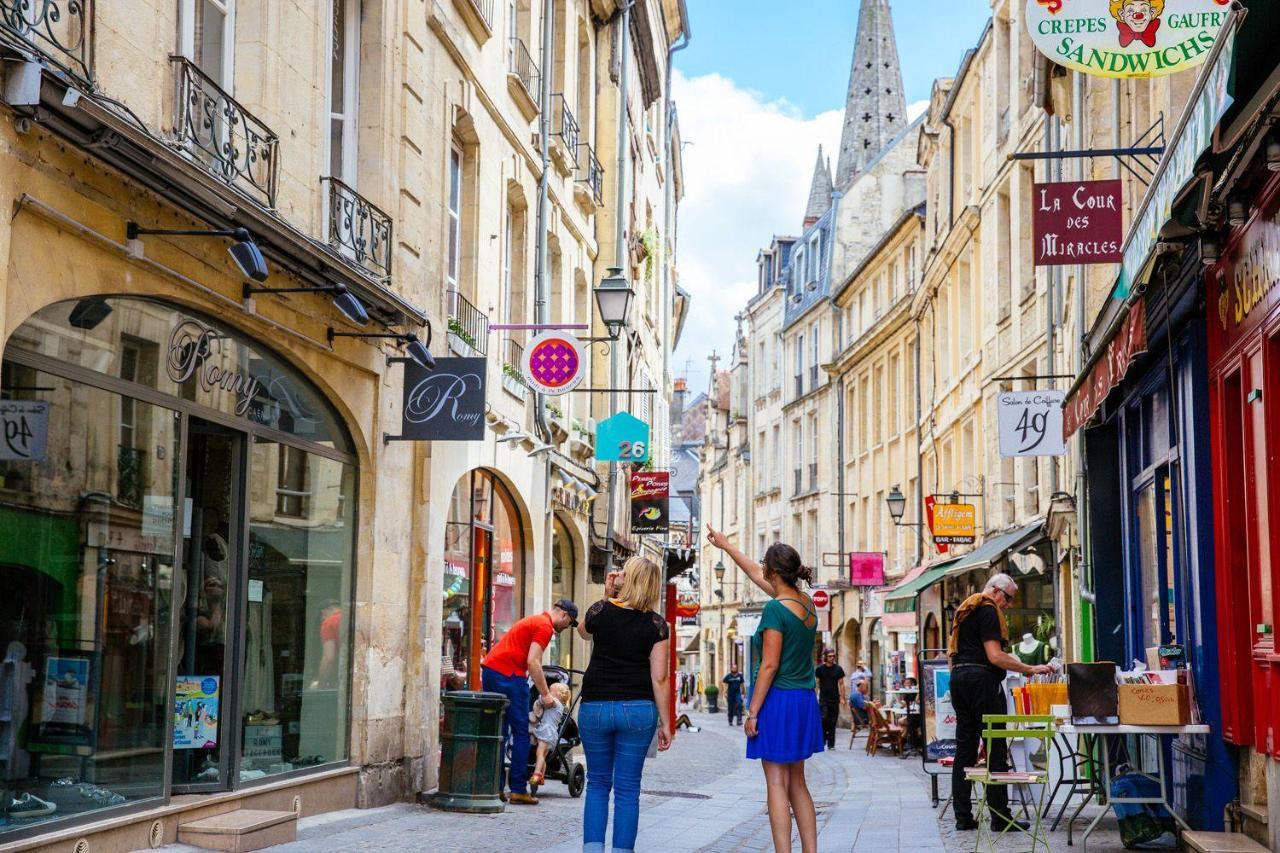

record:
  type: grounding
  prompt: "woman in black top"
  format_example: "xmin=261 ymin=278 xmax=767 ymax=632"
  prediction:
xmin=575 ymin=556 xmax=673 ymax=853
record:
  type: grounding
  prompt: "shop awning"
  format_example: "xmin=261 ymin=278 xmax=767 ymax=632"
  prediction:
xmin=681 ymin=634 xmax=700 ymax=654
xmin=944 ymin=519 xmax=1045 ymax=578
xmin=883 ymin=559 xmax=960 ymax=614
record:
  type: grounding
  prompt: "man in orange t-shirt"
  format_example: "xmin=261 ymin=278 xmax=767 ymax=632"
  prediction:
xmin=480 ymin=599 xmax=578 ymax=804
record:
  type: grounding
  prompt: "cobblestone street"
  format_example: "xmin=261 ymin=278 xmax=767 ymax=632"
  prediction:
xmin=160 ymin=711 xmax=1128 ymax=852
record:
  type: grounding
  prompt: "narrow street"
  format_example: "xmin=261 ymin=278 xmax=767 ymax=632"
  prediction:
xmin=160 ymin=711 xmax=1125 ymax=852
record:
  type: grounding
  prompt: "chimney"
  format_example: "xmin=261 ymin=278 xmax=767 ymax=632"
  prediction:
xmin=671 ymin=378 xmax=687 ymax=438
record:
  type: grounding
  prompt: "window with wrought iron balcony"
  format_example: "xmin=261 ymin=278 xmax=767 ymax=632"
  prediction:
xmin=0 ymin=0 xmax=94 ymax=86
xmin=447 ymin=290 xmax=489 ymax=357
xmin=575 ymin=143 xmax=604 ymax=209
xmin=550 ymin=94 xmax=580 ymax=176
xmin=322 ymin=177 xmax=393 ymax=284
xmin=506 ymin=36 xmax=540 ymax=121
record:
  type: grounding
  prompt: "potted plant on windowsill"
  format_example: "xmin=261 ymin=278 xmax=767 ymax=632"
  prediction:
xmin=703 ymin=684 xmax=720 ymax=713
xmin=447 ymin=317 xmax=478 ymax=356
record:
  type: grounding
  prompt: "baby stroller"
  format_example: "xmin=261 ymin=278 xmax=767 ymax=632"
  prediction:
xmin=525 ymin=666 xmax=585 ymax=798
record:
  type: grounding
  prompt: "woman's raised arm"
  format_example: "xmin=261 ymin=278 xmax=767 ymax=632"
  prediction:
xmin=705 ymin=525 xmax=773 ymax=596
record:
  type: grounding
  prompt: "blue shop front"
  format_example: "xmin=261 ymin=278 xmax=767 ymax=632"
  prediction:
xmin=1078 ymin=254 xmax=1236 ymax=830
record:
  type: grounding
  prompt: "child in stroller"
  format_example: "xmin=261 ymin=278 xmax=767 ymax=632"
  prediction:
xmin=524 ymin=666 xmax=585 ymax=797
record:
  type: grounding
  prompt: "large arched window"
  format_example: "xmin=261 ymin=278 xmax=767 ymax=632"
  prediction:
xmin=441 ymin=470 xmax=526 ymax=690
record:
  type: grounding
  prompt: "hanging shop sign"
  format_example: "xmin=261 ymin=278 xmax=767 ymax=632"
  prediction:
xmin=630 ymin=470 xmax=670 ymax=534
xmin=1033 ymin=180 xmax=1124 ymax=265
xmin=997 ymin=390 xmax=1068 ymax=457
xmin=522 ymin=330 xmax=585 ymax=396
xmin=930 ymin=501 xmax=977 ymax=546
xmin=595 ymin=411 xmax=650 ymax=462
xmin=924 ymin=496 xmax=946 ymax=554
xmin=0 ymin=400 xmax=49 ymax=461
xmin=399 ymin=357 xmax=486 ymax=441
xmin=849 ymin=552 xmax=886 ymax=587
xmin=1025 ymin=0 xmax=1230 ymax=79
xmin=1063 ymin=297 xmax=1147 ymax=438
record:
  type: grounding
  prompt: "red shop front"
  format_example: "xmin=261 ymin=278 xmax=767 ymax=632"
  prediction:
xmin=1207 ymin=170 xmax=1280 ymax=758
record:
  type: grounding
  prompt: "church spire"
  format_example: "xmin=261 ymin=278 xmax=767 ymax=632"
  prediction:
xmin=835 ymin=0 xmax=907 ymax=189
xmin=803 ymin=145 xmax=833 ymax=227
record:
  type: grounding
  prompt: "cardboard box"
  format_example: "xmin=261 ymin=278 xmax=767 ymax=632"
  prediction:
xmin=1118 ymin=683 xmax=1190 ymax=726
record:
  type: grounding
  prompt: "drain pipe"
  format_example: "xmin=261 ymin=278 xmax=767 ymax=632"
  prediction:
xmin=603 ymin=1 xmax=632 ymax=568
xmin=532 ymin=0 xmax=556 ymax=445
xmin=661 ymin=0 xmax=691 ymax=397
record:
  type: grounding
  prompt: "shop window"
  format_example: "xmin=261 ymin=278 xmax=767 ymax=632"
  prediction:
xmin=0 ymin=367 xmax=178 ymax=832
xmin=1132 ymin=466 xmax=1180 ymax=649
xmin=442 ymin=471 xmax=526 ymax=690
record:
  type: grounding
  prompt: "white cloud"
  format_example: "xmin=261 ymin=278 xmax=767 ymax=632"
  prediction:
xmin=672 ymin=70 xmax=842 ymax=393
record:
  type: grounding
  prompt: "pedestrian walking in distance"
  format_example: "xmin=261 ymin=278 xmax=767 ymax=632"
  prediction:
xmin=480 ymin=598 xmax=579 ymax=805
xmin=576 ymin=557 xmax=674 ymax=853
xmin=814 ymin=650 xmax=847 ymax=750
xmin=706 ymin=526 xmax=822 ymax=853
xmin=723 ymin=664 xmax=745 ymax=725
xmin=948 ymin=573 xmax=1053 ymax=832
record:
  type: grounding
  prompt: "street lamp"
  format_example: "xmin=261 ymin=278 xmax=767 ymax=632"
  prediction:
xmin=593 ymin=266 xmax=634 ymax=340
xmin=714 ymin=560 xmax=726 ymax=584
xmin=886 ymin=486 xmax=907 ymax=524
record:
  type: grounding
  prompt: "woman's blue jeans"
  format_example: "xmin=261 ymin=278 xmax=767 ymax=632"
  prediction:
xmin=578 ymin=699 xmax=657 ymax=853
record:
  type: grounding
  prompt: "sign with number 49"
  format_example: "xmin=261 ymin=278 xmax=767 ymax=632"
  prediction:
xmin=997 ymin=391 xmax=1066 ymax=458
xmin=0 ymin=401 xmax=49 ymax=462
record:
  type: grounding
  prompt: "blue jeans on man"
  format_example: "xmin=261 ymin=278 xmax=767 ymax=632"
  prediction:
xmin=481 ymin=666 xmax=531 ymax=795
xmin=578 ymin=699 xmax=658 ymax=853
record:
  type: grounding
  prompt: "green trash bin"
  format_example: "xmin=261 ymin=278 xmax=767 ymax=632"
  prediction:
xmin=430 ymin=690 xmax=510 ymax=813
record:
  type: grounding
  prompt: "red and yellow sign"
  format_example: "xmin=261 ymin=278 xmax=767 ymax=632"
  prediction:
xmin=930 ymin=502 xmax=977 ymax=546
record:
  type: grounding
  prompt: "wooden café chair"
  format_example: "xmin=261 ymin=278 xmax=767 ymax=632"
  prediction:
xmin=865 ymin=703 xmax=906 ymax=757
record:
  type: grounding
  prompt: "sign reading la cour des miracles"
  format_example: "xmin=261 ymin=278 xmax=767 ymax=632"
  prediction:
xmin=1033 ymin=180 xmax=1124 ymax=266
xmin=1026 ymin=0 xmax=1231 ymax=80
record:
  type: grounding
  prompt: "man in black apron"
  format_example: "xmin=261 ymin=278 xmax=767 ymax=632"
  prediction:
xmin=949 ymin=573 xmax=1053 ymax=832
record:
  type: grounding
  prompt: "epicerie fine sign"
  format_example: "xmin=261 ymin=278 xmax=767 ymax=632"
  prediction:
xmin=1026 ymin=0 xmax=1231 ymax=79
xmin=1033 ymin=180 xmax=1124 ymax=266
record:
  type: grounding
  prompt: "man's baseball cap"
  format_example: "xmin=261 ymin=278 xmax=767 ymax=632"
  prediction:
xmin=554 ymin=598 xmax=579 ymax=626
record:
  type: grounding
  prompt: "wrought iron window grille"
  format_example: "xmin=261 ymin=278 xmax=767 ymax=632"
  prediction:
xmin=0 ymin=0 xmax=94 ymax=85
xmin=447 ymin=289 xmax=489 ymax=356
xmin=170 ymin=55 xmax=280 ymax=207
xmin=552 ymin=94 xmax=580 ymax=156
xmin=323 ymin=176 xmax=393 ymax=281
xmin=576 ymin=143 xmax=604 ymax=205
xmin=507 ymin=36 xmax=540 ymax=102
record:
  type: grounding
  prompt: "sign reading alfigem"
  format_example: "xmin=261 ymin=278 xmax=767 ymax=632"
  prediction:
xmin=1026 ymin=0 xmax=1230 ymax=79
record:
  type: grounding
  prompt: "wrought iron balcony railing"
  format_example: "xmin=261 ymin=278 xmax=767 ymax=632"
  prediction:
xmin=809 ymin=462 xmax=818 ymax=491
xmin=576 ymin=143 xmax=603 ymax=205
xmin=794 ymin=374 xmax=803 ymax=398
xmin=0 ymin=0 xmax=93 ymax=84
xmin=507 ymin=37 xmax=539 ymax=103
xmin=502 ymin=335 xmax=529 ymax=388
xmin=551 ymin=94 xmax=580 ymax=156
xmin=793 ymin=467 xmax=803 ymax=497
xmin=171 ymin=56 xmax=280 ymax=207
xmin=448 ymin=290 xmax=489 ymax=356
xmin=810 ymin=364 xmax=819 ymax=388
xmin=117 ymin=444 xmax=144 ymax=508
xmin=464 ymin=0 xmax=494 ymax=28
xmin=322 ymin=176 xmax=393 ymax=281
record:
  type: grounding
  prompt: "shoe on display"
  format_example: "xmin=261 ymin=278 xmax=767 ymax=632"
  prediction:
xmin=8 ymin=793 xmax=57 ymax=818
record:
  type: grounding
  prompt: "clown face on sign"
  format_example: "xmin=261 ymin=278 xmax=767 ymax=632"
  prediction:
xmin=1111 ymin=0 xmax=1164 ymax=48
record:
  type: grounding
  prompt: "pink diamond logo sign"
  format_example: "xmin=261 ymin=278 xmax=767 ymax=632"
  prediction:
xmin=522 ymin=331 xmax=585 ymax=396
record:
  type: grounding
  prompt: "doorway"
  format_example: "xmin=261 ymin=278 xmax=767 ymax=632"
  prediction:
xmin=172 ymin=419 xmax=244 ymax=791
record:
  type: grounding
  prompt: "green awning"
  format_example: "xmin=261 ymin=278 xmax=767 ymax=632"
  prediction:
xmin=944 ymin=519 xmax=1045 ymax=578
xmin=883 ymin=558 xmax=960 ymax=614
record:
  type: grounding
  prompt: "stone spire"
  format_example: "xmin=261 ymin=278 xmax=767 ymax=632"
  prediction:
xmin=835 ymin=0 xmax=907 ymax=189
xmin=803 ymin=145 xmax=834 ymax=227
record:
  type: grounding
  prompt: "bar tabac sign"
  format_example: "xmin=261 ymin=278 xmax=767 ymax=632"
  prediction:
xmin=1026 ymin=0 xmax=1230 ymax=79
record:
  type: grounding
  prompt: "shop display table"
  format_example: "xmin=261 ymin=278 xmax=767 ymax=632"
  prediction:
xmin=1058 ymin=723 xmax=1209 ymax=850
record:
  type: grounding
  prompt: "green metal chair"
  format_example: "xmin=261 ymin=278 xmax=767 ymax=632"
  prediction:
xmin=968 ymin=713 xmax=1055 ymax=853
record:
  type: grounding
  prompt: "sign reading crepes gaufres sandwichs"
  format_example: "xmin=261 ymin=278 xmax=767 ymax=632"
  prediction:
xmin=1025 ymin=0 xmax=1231 ymax=80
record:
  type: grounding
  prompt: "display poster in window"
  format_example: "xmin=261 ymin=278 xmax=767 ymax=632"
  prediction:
xmin=1032 ymin=180 xmax=1123 ymax=265
xmin=32 ymin=655 xmax=93 ymax=752
xmin=1024 ymin=0 xmax=1231 ymax=80
xmin=849 ymin=552 xmax=885 ymax=586
xmin=630 ymin=470 xmax=669 ymax=534
xmin=0 ymin=401 xmax=49 ymax=462
xmin=997 ymin=390 xmax=1067 ymax=457
xmin=398 ymin=357 xmax=486 ymax=441
xmin=174 ymin=676 xmax=220 ymax=749
xmin=921 ymin=656 xmax=957 ymax=767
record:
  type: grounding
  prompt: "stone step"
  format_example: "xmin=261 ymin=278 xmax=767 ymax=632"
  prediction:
xmin=1182 ymin=830 xmax=1270 ymax=853
xmin=178 ymin=808 xmax=297 ymax=852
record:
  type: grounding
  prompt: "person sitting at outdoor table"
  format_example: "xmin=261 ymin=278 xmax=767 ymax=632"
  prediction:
xmin=849 ymin=678 xmax=875 ymax=726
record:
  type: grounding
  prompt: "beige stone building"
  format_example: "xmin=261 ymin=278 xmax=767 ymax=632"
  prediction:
xmin=0 ymin=0 xmax=686 ymax=848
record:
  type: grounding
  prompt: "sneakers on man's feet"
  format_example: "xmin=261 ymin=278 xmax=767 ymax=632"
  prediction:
xmin=508 ymin=793 xmax=539 ymax=805
xmin=954 ymin=817 xmax=979 ymax=831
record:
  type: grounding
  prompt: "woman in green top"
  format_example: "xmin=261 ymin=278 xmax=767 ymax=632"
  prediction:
xmin=706 ymin=525 xmax=822 ymax=853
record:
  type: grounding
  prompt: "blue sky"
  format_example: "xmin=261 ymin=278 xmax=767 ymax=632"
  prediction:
xmin=670 ymin=1 xmax=992 ymax=395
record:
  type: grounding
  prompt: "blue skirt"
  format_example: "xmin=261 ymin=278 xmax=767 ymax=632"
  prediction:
xmin=745 ymin=687 xmax=824 ymax=763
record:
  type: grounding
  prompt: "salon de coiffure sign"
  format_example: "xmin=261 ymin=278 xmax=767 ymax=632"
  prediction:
xmin=1026 ymin=0 xmax=1230 ymax=79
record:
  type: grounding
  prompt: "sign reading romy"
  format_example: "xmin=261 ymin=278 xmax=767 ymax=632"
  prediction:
xmin=1033 ymin=180 xmax=1124 ymax=266
xmin=997 ymin=390 xmax=1068 ymax=457
xmin=1025 ymin=0 xmax=1231 ymax=79
xmin=399 ymin=357 xmax=486 ymax=441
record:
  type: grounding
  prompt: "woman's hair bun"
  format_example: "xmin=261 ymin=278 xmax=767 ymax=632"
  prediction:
xmin=762 ymin=543 xmax=812 ymax=587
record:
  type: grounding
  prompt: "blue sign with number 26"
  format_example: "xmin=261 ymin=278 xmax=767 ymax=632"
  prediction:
xmin=594 ymin=411 xmax=650 ymax=463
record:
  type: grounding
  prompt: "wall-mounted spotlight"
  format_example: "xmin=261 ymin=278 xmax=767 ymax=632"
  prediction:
xmin=127 ymin=222 xmax=268 ymax=281
xmin=1227 ymin=198 xmax=1249 ymax=228
xmin=244 ymin=283 xmax=369 ymax=325
xmin=1199 ymin=233 xmax=1220 ymax=266
xmin=1267 ymin=137 xmax=1280 ymax=173
xmin=327 ymin=325 xmax=435 ymax=370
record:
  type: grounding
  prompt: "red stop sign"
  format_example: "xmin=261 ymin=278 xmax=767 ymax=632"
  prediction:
xmin=811 ymin=589 xmax=830 ymax=611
